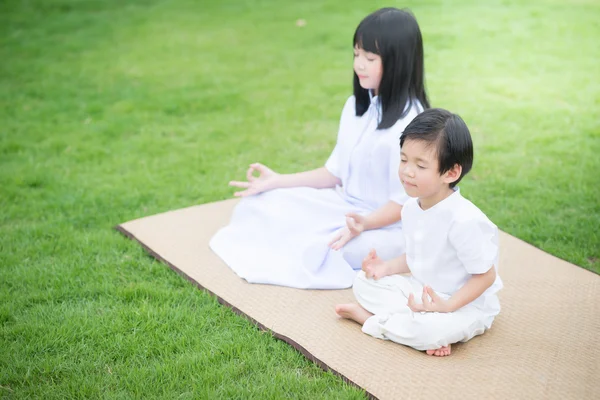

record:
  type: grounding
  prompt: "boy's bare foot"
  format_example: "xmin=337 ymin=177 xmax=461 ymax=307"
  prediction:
xmin=426 ymin=345 xmax=451 ymax=357
xmin=335 ymin=303 xmax=373 ymax=325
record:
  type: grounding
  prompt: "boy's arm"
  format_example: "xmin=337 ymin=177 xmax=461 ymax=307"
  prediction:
xmin=363 ymin=252 xmax=410 ymax=280
xmin=408 ymin=266 xmax=497 ymax=313
xmin=384 ymin=253 xmax=411 ymax=275
xmin=330 ymin=201 xmax=403 ymax=250
xmin=446 ymin=266 xmax=497 ymax=312
xmin=362 ymin=201 xmax=403 ymax=230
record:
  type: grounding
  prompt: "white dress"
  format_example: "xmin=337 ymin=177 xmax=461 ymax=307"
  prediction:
xmin=209 ymin=94 xmax=422 ymax=289
xmin=353 ymin=190 xmax=503 ymax=350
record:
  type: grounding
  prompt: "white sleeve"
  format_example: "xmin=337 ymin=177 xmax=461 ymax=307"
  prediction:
xmin=449 ymin=217 xmax=499 ymax=275
xmin=324 ymin=96 xmax=355 ymax=178
xmin=325 ymin=143 xmax=341 ymax=178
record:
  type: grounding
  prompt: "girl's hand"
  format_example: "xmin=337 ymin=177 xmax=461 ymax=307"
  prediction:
xmin=361 ymin=249 xmax=390 ymax=280
xmin=229 ymin=163 xmax=280 ymax=197
xmin=407 ymin=286 xmax=453 ymax=313
xmin=328 ymin=213 xmax=366 ymax=250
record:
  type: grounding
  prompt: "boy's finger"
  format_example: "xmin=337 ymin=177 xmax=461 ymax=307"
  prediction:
xmin=328 ymin=232 xmax=342 ymax=247
xmin=346 ymin=217 xmax=359 ymax=233
xmin=426 ymin=286 xmax=439 ymax=301
xmin=346 ymin=212 xmax=361 ymax=221
xmin=407 ymin=294 xmax=418 ymax=312
xmin=333 ymin=234 xmax=350 ymax=250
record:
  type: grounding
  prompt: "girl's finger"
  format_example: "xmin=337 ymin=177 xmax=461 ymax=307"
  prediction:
xmin=229 ymin=181 xmax=251 ymax=188
xmin=251 ymin=162 xmax=268 ymax=173
xmin=246 ymin=167 xmax=256 ymax=182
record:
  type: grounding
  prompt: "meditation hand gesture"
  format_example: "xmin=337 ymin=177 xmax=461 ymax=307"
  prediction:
xmin=361 ymin=249 xmax=390 ymax=280
xmin=328 ymin=213 xmax=366 ymax=250
xmin=229 ymin=163 xmax=280 ymax=197
xmin=407 ymin=286 xmax=452 ymax=313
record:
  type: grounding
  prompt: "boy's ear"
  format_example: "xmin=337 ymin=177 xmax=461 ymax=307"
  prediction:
xmin=443 ymin=164 xmax=462 ymax=184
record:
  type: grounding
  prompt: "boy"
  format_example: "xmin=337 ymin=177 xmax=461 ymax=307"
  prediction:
xmin=335 ymin=108 xmax=502 ymax=356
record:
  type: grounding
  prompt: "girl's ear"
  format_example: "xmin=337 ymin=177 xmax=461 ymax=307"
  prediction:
xmin=443 ymin=164 xmax=462 ymax=185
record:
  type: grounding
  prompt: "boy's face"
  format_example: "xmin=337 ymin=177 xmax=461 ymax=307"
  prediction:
xmin=399 ymin=139 xmax=458 ymax=208
xmin=353 ymin=46 xmax=382 ymax=94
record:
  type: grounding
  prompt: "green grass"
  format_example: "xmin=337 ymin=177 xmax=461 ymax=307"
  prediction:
xmin=1 ymin=0 xmax=598 ymax=397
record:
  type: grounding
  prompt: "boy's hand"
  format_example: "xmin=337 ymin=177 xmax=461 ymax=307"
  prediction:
xmin=361 ymin=249 xmax=390 ymax=280
xmin=408 ymin=286 xmax=453 ymax=313
xmin=328 ymin=213 xmax=366 ymax=250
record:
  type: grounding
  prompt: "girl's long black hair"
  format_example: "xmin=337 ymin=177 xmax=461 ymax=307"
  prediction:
xmin=353 ymin=8 xmax=430 ymax=129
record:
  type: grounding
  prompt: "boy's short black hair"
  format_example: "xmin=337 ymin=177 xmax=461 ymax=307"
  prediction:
xmin=400 ymin=108 xmax=473 ymax=188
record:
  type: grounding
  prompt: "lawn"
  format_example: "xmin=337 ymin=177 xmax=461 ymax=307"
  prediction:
xmin=1 ymin=0 xmax=598 ymax=398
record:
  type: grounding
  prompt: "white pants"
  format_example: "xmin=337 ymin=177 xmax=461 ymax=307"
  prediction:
xmin=353 ymin=271 xmax=498 ymax=351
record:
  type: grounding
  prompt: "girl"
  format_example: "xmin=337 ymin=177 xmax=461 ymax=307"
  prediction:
xmin=210 ymin=8 xmax=430 ymax=289
xmin=336 ymin=109 xmax=503 ymax=356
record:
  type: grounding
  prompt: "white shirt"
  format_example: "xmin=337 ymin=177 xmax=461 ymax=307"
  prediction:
xmin=401 ymin=190 xmax=503 ymax=307
xmin=325 ymin=95 xmax=423 ymax=212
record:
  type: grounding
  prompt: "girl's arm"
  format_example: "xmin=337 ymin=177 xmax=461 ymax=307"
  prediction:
xmin=230 ymin=164 xmax=341 ymax=197
xmin=273 ymin=167 xmax=341 ymax=190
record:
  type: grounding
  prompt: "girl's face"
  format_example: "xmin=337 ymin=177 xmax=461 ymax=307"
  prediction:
xmin=353 ymin=46 xmax=383 ymax=94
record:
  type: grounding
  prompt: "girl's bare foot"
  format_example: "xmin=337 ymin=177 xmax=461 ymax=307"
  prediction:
xmin=426 ymin=345 xmax=451 ymax=357
xmin=335 ymin=303 xmax=373 ymax=325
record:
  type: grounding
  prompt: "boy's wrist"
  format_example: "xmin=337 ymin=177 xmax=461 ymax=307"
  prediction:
xmin=362 ymin=215 xmax=373 ymax=231
xmin=445 ymin=298 xmax=459 ymax=313
xmin=381 ymin=261 xmax=393 ymax=277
